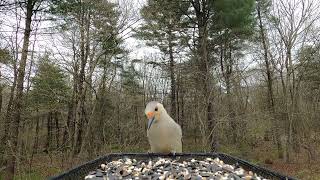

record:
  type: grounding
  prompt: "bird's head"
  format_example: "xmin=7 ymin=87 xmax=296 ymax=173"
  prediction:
xmin=145 ymin=101 xmax=166 ymax=130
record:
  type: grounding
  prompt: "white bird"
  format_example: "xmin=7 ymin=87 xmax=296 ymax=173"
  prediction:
xmin=144 ymin=101 xmax=182 ymax=153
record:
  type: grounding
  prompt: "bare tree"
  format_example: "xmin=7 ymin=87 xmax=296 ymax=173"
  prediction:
xmin=269 ymin=0 xmax=320 ymax=162
xmin=256 ymin=0 xmax=283 ymax=158
xmin=4 ymin=0 xmax=39 ymax=179
xmin=189 ymin=0 xmax=218 ymax=151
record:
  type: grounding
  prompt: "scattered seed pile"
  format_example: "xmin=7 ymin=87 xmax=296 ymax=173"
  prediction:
xmin=85 ymin=157 xmax=269 ymax=180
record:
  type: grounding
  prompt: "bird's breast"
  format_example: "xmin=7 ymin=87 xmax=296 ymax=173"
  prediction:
xmin=147 ymin=120 xmax=181 ymax=153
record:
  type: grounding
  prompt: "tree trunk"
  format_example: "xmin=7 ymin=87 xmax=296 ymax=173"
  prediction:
xmin=285 ymin=49 xmax=294 ymax=163
xmin=117 ymin=103 xmax=122 ymax=144
xmin=74 ymin=8 xmax=90 ymax=155
xmin=64 ymin=29 xmax=80 ymax=149
xmin=1 ymin=59 xmax=17 ymax=147
xmin=0 ymin=67 xmax=2 ymax=114
xmin=33 ymin=112 xmax=40 ymax=154
xmin=63 ymin=70 xmax=78 ymax=148
xmin=2 ymin=6 xmax=20 ymax=148
xmin=221 ymin=39 xmax=236 ymax=143
xmin=219 ymin=36 xmax=236 ymax=143
xmin=30 ymin=110 xmax=40 ymax=170
xmin=4 ymin=1 xmax=34 ymax=179
xmin=191 ymin=0 xmax=217 ymax=151
xmin=46 ymin=112 xmax=52 ymax=152
xmin=26 ymin=55 xmax=34 ymax=94
xmin=208 ymin=102 xmax=218 ymax=151
xmin=55 ymin=112 xmax=60 ymax=149
xmin=256 ymin=2 xmax=283 ymax=159
xmin=256 ymin=3 xmax=275 ymax=111
xmin=168 ymin=31 xmax=177 ymax=120
xmin=180 ymin=86 xmax=185 ymax=131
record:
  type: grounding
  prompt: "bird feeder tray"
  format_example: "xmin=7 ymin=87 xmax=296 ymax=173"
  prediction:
xmin=49 ymin=153 xmax=296 ymax=180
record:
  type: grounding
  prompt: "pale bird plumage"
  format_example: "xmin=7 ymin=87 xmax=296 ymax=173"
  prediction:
xmin=145 ymin=101 xmax=182 ymax=153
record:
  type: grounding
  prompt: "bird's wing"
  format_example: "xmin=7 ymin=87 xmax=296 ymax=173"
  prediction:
xmin=169 ymin=118 xmax=182 ymax=138
xmin=176 ymin=123 xmax=182 ymax=138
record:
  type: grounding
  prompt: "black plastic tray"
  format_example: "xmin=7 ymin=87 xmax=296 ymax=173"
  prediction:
xmin=49 ymin=153 xmax=296 ymax=180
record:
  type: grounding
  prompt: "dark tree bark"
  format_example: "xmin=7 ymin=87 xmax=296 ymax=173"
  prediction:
xmin=117 ymin=103 xmax=122 ymax=144
xmin=46 ymin=112 xmax=53 ymax=152
xmin=55 ymin=111 xmax=60 ymax=148
xmin=1 ymin=55 xmax=17 ymax=147
xmin=220 ymin=39 xmax=237 ymax=143
xmin=74 ymin=8 xmax=90 ymax=155
xmin=256 ymin=2 xmax=283 ymax=159
xmin=33 ymin=112 xmax=40 ymax=154
xmin=257 ymin=3 xmax=275 ymax=111
xmin=168 ymin=32 xmax=177 ymax=121
xmin=63 ymin=71 xmax=78 ymax=148
xmin=29 ymin=110 xmax=40 ymax=171
xmin=2 ymin=6 xmax=20 ymax=148
xmin=207 ymin=102 xmax=217 ymax=151
xmin=180 ymin=88 xmax=185 ymax=132
xmin=4 ymin=1 xmax=35 ymax=179
xmin=190 ymin=0 xmax=217 ymax=151
xmin=0 ymin=68 xmax=2 ymax=114
xmin=67 ymin=31 xmax=80 ymax=149
xmin=177 ymin=74 xmax=184 ymax=131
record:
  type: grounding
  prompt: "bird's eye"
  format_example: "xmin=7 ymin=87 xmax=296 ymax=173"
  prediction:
xmin=155 ymin=107 xmax=158 ymax=111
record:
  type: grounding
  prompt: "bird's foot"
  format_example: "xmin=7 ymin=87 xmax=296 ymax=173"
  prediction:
xmin=171 ymin=151 xmax=176 ymax=156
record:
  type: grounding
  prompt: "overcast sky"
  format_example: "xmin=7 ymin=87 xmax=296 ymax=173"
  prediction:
xmin=1 ymin=0 xmax=319 ymax=88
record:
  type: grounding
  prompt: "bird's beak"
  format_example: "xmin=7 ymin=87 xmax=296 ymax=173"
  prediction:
xmin=146 ymin=111 xmax=154 ymax=120
xmin=148 ymin=117 xmax=155 ymax=130
xmin=146 ymin=111 xmax=155 ymax=130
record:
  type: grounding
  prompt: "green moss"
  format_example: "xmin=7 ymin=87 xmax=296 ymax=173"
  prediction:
xmin=14 ymin=172 xmax=44 ymax=180
xmin=0 ymin=171 xmax=45 ymax=180
xmin=296 ymin=169 xmax=320 ymax=180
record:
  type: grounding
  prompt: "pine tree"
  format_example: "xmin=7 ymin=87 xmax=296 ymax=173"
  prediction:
xmin=211 ymin=0 xmax=255 ymax=143
xmin=135 ymin=0 xmax=188 ymax=120
xmin=29 ymin=54 xmax=70 ymax=152
xmin=30 ymin=54 xmax=69 ymax=111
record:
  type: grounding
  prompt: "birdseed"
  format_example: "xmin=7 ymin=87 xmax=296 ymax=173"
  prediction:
xmin=85 ymin=157 xmax=269 ymax=180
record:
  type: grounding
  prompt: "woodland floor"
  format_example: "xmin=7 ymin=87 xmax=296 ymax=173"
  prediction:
xmin=0 ymin=141 xmax=319 ymax=180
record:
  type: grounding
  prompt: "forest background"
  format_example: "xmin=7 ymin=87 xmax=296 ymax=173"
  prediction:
xmin=0 ymin=0 xmax=320 ymax=179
